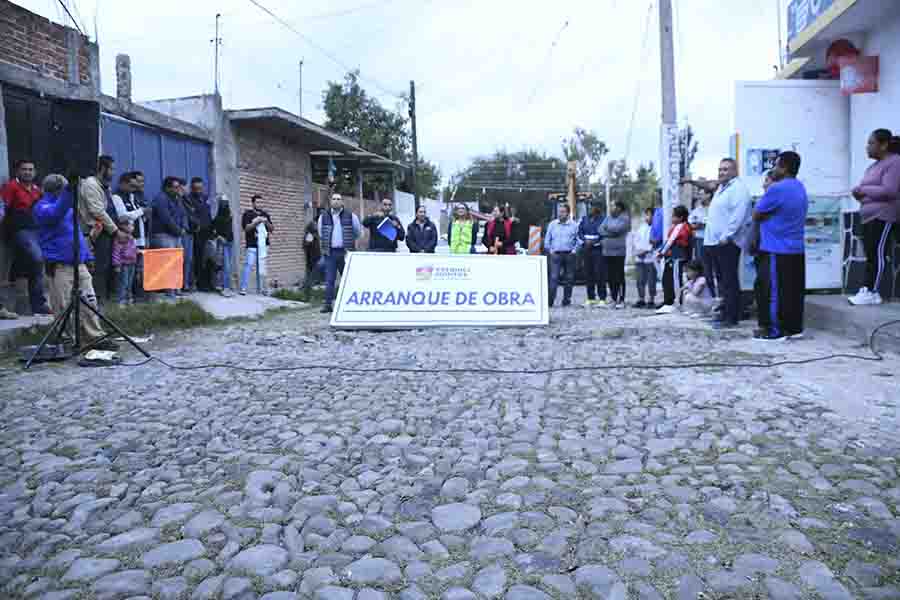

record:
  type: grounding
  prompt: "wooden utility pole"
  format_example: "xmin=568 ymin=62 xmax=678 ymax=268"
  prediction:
xmin=409 ymin=80 xmax=419 ymax=210
xmin=659 ymin=0 xmax=679 ymax=237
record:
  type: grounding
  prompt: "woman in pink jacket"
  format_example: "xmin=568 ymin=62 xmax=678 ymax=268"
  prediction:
xmin=848 ymin=129 xmax=900 ymax=306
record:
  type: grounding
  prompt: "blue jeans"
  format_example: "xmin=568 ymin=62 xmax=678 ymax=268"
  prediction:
xmin=220 ymin=241 xmax=233 ymax=290
xmin=548 ymin=252 xmax=576 ymax=306
xmin=181 ymin=234 xmax=194 ymax=290
xmin=582 ymin=247 xmax=606 ymax=300
xmin=324 ymin=249 xmax=347 ymax=307
xmin=13 ymin=229 xmax=47 ymax=312
xmin=240 ymin=247 xmax=267 ymax=293
xmin=116 ymin=264 xmax=136 ymax=304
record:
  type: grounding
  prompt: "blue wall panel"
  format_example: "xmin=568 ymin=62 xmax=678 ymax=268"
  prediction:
xmin=100 ymin=116 xmax=134 ymax=181
xmin=101 ymin=114 xmax=211 ymax=200
xmin=133 ymin=126 xmax=162 ymax=199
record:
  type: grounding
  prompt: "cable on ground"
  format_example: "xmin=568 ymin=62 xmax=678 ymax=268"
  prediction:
xmin=116 ymin=319 xmax=900 ymax=375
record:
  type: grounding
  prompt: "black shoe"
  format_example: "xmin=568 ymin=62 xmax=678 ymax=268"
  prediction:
xmin=320 ymin=305 xmax=333 ymax=314
xmin=88 ymin=338 xmax=120 ymax=351
xmin=632 ymin=300 xmax=646 ymax=308
xmin=33 ymin=305 xmax=53 ymax=316
xmin=561 ymin=300 xmax=571 ymax=307
xmin=753 ymin=330 xmax=785 ymax=342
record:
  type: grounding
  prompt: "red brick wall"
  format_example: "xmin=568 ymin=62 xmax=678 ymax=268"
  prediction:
xmin=238 ymin=171 xmax=306 ymax=289
xmin=0 ymin=0 xmax=95 ymax=85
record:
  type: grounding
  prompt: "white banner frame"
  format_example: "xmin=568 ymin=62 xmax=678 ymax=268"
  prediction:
xmin=330 ymin=253 xmax=549 ymax=329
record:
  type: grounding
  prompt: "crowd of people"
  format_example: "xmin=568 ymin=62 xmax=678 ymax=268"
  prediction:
xmin=3 ymin=128 xmax=897 ymax=343
xmin=0 ymin=153 xmax=266 ymax=344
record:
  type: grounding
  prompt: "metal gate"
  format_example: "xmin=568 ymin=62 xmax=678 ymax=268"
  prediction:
xmin=100 ymin=114 xmax=212 ymax=198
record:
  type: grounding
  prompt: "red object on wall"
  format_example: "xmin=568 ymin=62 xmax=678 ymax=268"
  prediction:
xmin=841 ymin=56 xmax=879 ymax=95
xmin=826 ymin=39 xmax=861 ymax=79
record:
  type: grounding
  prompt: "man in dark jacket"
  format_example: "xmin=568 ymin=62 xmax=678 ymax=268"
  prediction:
xmin=188 ymin=178 xmax=215 ymax=291
xmin=406 ymin=206 xmax=438 ymax=253
xmin=34 ymin=174 xmax=116 ymax=349
xmin=302 ymin=213 xmax=322 ymax=300
xmin=578 ymin=203 xmax=607 ymax=306
xmin=362 ymin=197 xmax=405 ymax=252
xmin=151 ymin=177 xmax=188 ymax=298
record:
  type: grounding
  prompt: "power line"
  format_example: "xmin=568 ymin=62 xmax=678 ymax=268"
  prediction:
xmin=625 ymin=1 xmax=654 ymax=165
xmin=56 ymin=0 xmax=84 ymax=35
xmin=246 ymin=0 xmax=405 ymax=100
xmin=300 ymin=0 xmax=400 ymax=20
xmin=525 ymin=19 xmax=570 ymax=107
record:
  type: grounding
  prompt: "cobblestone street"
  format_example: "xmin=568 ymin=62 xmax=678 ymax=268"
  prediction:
xmin=2 ymin=304 xmax=900 ymax=600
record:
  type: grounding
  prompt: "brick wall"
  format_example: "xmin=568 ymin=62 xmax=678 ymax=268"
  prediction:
xmin=0 ymin=0 xmax=96 ymax=86
xmin=234 ymin=123 xmax=311 ymax=288
xmin=238 ymin=170 xmax=306 ymax=289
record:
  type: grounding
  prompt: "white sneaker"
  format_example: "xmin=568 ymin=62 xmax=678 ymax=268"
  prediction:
xmin=615 ymin=302 xmax=625 ymax=309
xmin=849 ymin=287 xmax=882 ymax=305
xmin=656 ymin=304 xmax=677 ymax=314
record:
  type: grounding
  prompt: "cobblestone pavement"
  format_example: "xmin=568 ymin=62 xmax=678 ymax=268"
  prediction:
xmin=2 ymin=301 xmax=900 ymax=600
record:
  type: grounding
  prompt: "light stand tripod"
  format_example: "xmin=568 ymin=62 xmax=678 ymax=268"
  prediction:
xmin=24 ymin=176 xmax=151 ymax=369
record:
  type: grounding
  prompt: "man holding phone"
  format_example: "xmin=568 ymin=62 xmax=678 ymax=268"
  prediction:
xmin=239 ymin=194 xmax=274 ymax=295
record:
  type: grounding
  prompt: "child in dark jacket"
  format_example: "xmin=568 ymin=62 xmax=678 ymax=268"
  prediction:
xmin=112 ymin=216 xmax=138 ymax=305
xmin=656 ymin=205 xmax=693 ymax=313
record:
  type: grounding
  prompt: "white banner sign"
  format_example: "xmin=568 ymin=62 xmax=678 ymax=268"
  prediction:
xmin=331 ymin=253 xmax=549 ymax=328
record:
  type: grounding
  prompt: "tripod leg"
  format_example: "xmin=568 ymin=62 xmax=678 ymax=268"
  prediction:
xmin=23 ymin=301 xmax=76 ymax=369
xmin=78 ymin=297 xmax=151 ymax=358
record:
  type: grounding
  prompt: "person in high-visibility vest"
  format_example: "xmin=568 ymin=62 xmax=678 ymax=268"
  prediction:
xmin=448 ymin=204 xmax=478 ymax=254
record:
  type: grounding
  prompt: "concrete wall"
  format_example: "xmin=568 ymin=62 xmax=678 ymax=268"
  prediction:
xmin=850 ymin=10 xmax=900 ymax=185
xmin=233 ymin=123 xmax=309 ymax=288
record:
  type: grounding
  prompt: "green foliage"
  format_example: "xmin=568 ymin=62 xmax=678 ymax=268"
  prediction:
xmin=323 ymin=70 xmax=409 ymax=160
xmin=561 ymin=127 xmax=609 ymax=184
xmin=678 ymin=124 xmax=700 ymax=179
xmin=609 ymin=161 xmax=660 ymax=212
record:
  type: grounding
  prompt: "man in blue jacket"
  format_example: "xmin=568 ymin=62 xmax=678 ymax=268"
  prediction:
xmin=33 ymin=174 xmax=116 ymax=349
xmin=362 ymin=197 xmax=405 ymax=251
xmin=150 ymin=177 xmax=188 ymax=297
xmin=578 ymin=203 xmax=607 ymax=306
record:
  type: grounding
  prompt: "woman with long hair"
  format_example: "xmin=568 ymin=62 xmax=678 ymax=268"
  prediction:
xmin=848 ymin=129 xmax=900 ymax=305
xmin=447 ymin=203 xmax=478 ymax=254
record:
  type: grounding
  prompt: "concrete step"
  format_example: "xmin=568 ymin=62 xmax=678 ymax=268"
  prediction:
xmin=805 ymin=294 xmax=900 ymax=355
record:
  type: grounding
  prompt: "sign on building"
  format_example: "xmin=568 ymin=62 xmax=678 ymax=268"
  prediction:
xmin=331 ymin=253 xmax=549 ymax=328
xmin=788 ymin=0 xmax=836 ymax=42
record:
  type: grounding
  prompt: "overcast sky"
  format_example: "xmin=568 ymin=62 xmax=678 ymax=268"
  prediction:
xmin=21 ymin=0 xmax=784 ymax=183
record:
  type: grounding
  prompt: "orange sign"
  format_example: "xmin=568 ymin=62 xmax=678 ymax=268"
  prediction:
xmin=140 ymin=248 xmax=184 ymax=291
xmin=528 ymin=226 xmax=542 ymax=255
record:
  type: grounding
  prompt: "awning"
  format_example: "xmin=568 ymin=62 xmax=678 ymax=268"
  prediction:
xmin=225 ymin=107 xmax=406 ymax=169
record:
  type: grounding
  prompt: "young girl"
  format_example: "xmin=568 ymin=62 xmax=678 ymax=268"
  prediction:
xmin=680 ymin=260 xmax=714 ymax=316
xmin=632 ymin=207 xmax=657 ymax=308
xmin=112 ymin=216 xmax=138 ymax=306
xmin=656 ymin=205 xmax=693 ymax=314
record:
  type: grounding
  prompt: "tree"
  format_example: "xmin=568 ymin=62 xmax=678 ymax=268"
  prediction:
xmin=678 ymin=124 xmax=699 ymax=179
xmin=561 ymin=127 xmax=609 ymax=185
xmin=411 ymin=159 xmax=442 ymax=200
xmin=606 ymin=160 xmax=659 ymax=213
xmin=323 ymin=70 xmax=409 ymax=160
xmin=452 ymin=149 xmax=566 ymax=242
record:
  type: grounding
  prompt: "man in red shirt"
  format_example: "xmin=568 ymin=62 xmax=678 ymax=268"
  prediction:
xmin=1 ymin=159 xmax=50 ymax=314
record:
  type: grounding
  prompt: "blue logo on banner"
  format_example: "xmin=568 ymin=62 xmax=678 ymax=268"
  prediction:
xmin=787 ymin=0 xmax=836 ymax=42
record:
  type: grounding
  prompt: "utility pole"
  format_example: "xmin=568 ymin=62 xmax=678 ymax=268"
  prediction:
xmin=659 ymin=0 xmax=680 ymax=237
xmin=212 ymin=13 xmax=222 ymax=95
xmin=409 ymin=80 xmax=419 ymax=210
xmin=776 ymin=0 xmax=785 ymax=70
xmin=298 ymin=60 xmax=304 ymax=117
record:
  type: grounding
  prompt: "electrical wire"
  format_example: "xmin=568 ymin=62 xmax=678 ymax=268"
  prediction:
xmin=116 ymin=320 xmax=900 ymax=374
xmin=56 ymin=0 xmax=84 ymax=35
xmin=246 ymin=0 xmax=405 ymax=101
xmin=300 ymin=0 xmax=400 ymax=21
xmin=624 ymin=1 xmax=654 ymax=165
xmin=524 ymin=19 xmax=570 ymax=108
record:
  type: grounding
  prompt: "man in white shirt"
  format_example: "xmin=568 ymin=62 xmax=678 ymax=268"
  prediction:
xmin=683 ymin=158 xmax=752 ymax=328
